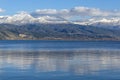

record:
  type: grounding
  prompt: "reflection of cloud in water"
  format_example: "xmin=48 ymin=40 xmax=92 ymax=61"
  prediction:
xmin=0 ymin=50 xmax=120 ymax=75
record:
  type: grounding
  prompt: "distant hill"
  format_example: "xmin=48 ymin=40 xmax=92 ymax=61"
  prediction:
xmin=0 ymin=23 xmax=120 ymax=40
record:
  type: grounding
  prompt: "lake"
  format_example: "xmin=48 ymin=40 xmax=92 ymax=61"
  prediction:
xmin=0 ymin=40 xmax=120 ymax=80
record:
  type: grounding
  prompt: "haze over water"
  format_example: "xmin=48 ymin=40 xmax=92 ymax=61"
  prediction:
xmin=0 ymin=40 xmax=120 ymax=80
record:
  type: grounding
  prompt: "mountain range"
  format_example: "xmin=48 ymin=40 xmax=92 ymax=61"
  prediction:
xmin=0 ymin=12 xmax=119 ymax=40
xmin=0 ymin=22 xmax=120 ymax=40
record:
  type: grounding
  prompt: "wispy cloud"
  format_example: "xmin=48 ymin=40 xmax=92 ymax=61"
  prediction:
xmin=0 ymin=7 xmax=120 ymax=25
xmin=31 ymin=6 xmax=120 ymax=19
xmin=31 ymin=9 xmax=70 ymax=19
xmin=0 ymin=8 xmax=5 ymax=13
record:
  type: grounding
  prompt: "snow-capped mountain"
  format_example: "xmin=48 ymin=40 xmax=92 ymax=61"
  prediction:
xmin=0 ymin=11 xmax=120 ymax=30
xmin=0 ymin=12 xmax=69 ymax=25
xmin=73 ymin=18 xmax=120 ymax=29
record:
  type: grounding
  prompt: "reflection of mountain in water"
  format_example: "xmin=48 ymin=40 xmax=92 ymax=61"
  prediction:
xmin=0 ymin=50 xmax=120 ymax=75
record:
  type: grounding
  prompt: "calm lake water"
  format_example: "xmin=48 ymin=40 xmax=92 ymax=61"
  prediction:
xmin=0 ymin=40 xmax=120 ymax=80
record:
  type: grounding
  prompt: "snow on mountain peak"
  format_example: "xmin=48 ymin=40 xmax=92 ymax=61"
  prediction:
xmin=0 ymin=12 xmax=69 ymax=25
xmin=73 ymin=17 xmax=120 ymax=28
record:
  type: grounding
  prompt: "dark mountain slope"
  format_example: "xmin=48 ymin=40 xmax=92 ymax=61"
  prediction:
xmin=0 ymin=23 xmax=120 ymax=40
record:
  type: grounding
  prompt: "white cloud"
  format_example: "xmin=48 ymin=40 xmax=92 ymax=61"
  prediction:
xmin=70 ymin=7 xmax=107 ymax=17
xmin=0 ymin=8 xmax=5 ymax=13
xmin=0 ymin=6 xmax=120 ymax=25
xmin=31 ymin=8 xmax=70 ymax=19
xmin=36 ymin=9 xmax=57 ymax=15
xmin=32 ymin=6 xmax=120 ymax=19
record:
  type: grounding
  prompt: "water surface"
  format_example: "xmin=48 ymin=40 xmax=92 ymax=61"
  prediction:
xmin=0 ymin=40 xmax=120 ymax=80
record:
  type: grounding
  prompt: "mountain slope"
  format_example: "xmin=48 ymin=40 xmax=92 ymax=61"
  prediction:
xmin=0 ymin=23 xmax=120 ymax=40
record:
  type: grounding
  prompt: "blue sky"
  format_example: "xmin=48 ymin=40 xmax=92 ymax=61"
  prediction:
xmin=0 ymin=0 xmax=120 ymax=15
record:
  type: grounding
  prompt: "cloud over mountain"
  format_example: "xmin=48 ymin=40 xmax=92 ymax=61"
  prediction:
xmin=0 ymin=6 xmax=120 ymax=25
xmin=32 ymin=6 xmax=120 ymax=18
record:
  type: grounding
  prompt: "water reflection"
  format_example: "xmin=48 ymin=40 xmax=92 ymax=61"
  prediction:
xmin=0 ymin=50 xmax=120 ymax=79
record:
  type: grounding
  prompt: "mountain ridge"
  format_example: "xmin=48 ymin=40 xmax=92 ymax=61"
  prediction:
xmin=0 ymin=23 xmax=120 ymax=40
